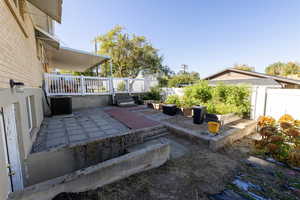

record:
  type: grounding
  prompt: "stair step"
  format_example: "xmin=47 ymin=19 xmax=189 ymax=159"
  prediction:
xmin=141 ymin=127 xmax=169 ymax=138
xmin=144 ymin=132 xmax=169 ymax=141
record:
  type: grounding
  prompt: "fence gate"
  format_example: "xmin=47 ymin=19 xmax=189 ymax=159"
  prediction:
xmin=251 ymin=88 xmax=300 ymax=120
xmin=265 ymin=89 xmax=300 ymax=120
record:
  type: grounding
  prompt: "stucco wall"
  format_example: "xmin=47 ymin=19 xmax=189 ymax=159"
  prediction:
xmin=71 ymin=95 xmax=112 ymax=110
xmin=0 ymin=88 xmax=44 ymax=198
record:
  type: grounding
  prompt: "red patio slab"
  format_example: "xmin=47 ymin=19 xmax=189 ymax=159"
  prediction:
xmin=105 ymin=108 xmax=160 ymax=129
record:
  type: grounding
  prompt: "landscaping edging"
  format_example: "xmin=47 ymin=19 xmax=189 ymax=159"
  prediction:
xmin=163 ymin=120 xmax=256 ymax=151
xmin=216 ymin=113 xmax=241 ymax=125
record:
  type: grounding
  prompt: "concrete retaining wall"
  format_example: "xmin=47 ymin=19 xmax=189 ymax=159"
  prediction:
xmin=25 ymin=125 xmax=164 ymax=186
xmin=9 ymin=141 xmax=170 ymax=200
xmin=71 ymin=95 xmax=112 ymax=110
xmin=164 ymin=120 xmax=256 ymax=151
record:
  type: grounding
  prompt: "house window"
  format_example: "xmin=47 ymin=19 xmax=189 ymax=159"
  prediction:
xmin=25 ymin=96 xmax=34 ymax=133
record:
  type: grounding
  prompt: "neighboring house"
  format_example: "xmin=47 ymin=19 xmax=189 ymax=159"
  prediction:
xmin=204 ymin=68 xmax=300 ymax=88
xmin=0 ymin=1 xmax=108 ymax=199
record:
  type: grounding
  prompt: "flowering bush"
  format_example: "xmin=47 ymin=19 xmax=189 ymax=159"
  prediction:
xmin=256 ymin=114 xmax=300 ymax=167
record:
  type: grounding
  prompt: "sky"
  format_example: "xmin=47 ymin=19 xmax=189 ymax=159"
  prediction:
xmin=56 ymin=0 xmax=300 ymax=78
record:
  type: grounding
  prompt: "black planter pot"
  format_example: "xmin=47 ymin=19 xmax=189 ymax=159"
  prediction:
xmin=192 ymin=106 xmax=206 ymax=124
xmin=162 ymin=104 xmax=177 ymax=116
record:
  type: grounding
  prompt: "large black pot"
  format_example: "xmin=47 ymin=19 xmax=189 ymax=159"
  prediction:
xmin=162 ymin=104 xmax=177 ymax=116
xmin=192 ymin=106 xmax=206 ymax=124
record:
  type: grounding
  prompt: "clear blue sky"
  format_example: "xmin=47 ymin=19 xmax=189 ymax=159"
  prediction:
xmin=56 ymin=0 xmax=300 ymax=78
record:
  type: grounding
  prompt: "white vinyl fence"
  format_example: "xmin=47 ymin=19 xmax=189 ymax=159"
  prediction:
xmin=44 ymin=73 xmax=146 ymax=96
xmin=251 ymin=87 xmax=300 ymax=120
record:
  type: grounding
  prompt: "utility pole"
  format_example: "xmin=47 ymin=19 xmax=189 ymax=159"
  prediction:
xmin=94 ymin=39 xmax=99 ymax=76
xmin=181 ymin=64 xmax=188 ymax=74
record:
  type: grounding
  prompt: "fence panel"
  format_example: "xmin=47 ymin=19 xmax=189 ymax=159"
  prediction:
xmin=250 ymin=87 xmax=300 ymax=120
xmin=44 ymin=73 xmax=146 ymax=96
xmin=265 ymin=89 xmax=300 ymax=120
xmin=129 ymin=79 xmax=145 ymax=93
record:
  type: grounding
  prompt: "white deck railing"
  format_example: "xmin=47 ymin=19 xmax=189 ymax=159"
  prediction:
xmin=44 ymin=73 xmax=146 ymax=96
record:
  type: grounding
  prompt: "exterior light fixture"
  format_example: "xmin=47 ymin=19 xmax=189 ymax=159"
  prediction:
xmin=9 ymin=79 xmax=25 ymax=93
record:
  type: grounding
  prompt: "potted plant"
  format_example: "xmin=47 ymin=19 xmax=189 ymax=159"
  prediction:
xmin=180 ymin=97 xmax=198 ymax=117
xmin=142 ymin=87 xmax=162 ymax=109
xmin=163 ymin=95 xmax=181 ymax=115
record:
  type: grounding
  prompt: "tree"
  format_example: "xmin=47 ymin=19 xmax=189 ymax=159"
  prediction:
xmin=265 ymin=62 xmax=300 ymax=76
xmin=232 ymin=64 xmax=255 ymax=72
xmin=265 ymin=62 xmax=286 ymax=76
xmin=95 ymin=26 xmax=165 ymax=78
xmin=168 ymin=72 xmax=200 ymax=87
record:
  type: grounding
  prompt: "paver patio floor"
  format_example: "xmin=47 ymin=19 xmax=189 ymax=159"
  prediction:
xmin=31 ymin=108 xmax=129 ymax=153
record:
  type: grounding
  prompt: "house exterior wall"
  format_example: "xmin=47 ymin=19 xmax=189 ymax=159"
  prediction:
xmin=209 ymin=71 xmax=300 ymax=88
xmin=210 ymin=71 xmax=261 ymax=81
xmin=0 ymin=0 xmax=44 ymax=88
xmin=0 ymin=1 xmax=46 ymax=198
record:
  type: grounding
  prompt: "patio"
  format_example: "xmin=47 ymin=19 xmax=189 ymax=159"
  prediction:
xmin=31 ymin=108 xmax=130 ymax=153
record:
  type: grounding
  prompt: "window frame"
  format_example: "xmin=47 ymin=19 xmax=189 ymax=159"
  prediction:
xmin=25 ymin=96 xmax=33 ymax=133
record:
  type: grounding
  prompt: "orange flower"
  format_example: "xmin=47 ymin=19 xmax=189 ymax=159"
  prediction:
xmin=286 ymin=128 xmax=300 ymax=137
xmin=280 ymin=122 xmax=293 ymax=129
xmin=279 ymin=114 xmax=294 ymax=123
xmin=257 ymin=116 xmax=275 ymax=128
xmin=267 ymin=143 xmax=279 ymax=152
xmin=270 ymin=135 xmax=284 ymax=143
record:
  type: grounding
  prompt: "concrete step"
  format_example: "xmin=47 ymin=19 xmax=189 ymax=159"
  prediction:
xmin=127 ymin=138 xmax=169 ymax=153
xmin=144 ymin=132 xmax=169 ymax=141
xmin=141 ymin=127 xmax=169 ymax=138
xmin=141 ymin=126 xmax=170 ymax=142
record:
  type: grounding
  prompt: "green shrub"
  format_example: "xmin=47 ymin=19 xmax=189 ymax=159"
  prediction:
xmin=168 ymin=74 xmax=199 ymax=87
xmin=212 ymin=83 xmax=229 ymax=103
xmin=117 ymin=81 xmax=126 ymax=91
xmin=180 ymin=96 xmax=200 ymax=108
xmin=142 ymin=86 xmax=162 ymax=101
xmin=184 ymin=81 xmax=212 ymax=103
xmin=182 ymin=82 xmax=251 ymax=116
xmin=165 ymin=95 xmax=181 ymax=106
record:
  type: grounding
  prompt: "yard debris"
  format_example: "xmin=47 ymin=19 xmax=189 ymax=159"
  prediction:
xmin=209 ymin=189 xmax=248 ymax=200
xmin=232 ymin=178 xmax=267 ymax=200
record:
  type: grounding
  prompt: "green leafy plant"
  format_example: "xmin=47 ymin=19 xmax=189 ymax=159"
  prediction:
xmin=180 ymin=96 xmax=199 ymax=108
xmin=182 ymin=81 xmax=250 ymax=116
xmin=165 ymin=95 xmax=181 ymax=106
xmin=184 ymin=81 xmax=212 ymax=103
xmin=142 ymin=86 xmax=162 ymax=101
xmin=117 ymin=81 xmax=126 ymax=91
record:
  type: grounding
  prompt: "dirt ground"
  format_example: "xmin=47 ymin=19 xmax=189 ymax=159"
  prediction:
xmin=53 ymin=134 xmax=300 ymax=200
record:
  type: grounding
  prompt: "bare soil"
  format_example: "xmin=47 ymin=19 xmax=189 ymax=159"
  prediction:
xmin=53 ymin=134 xmax=300 ymax=200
